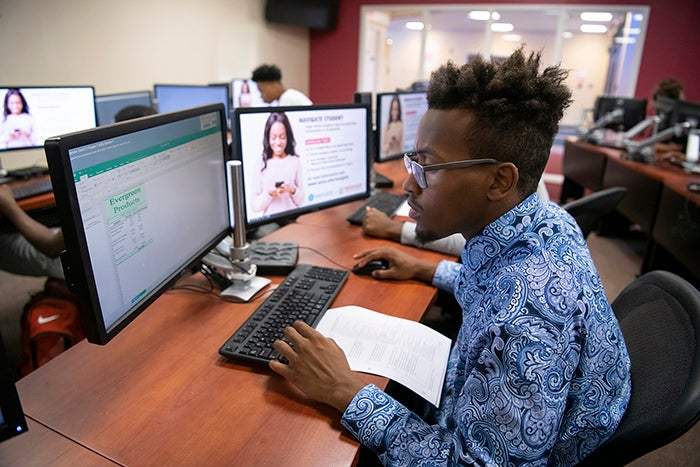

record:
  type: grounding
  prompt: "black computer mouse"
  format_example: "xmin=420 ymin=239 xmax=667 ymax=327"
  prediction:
xmin=352 ymin=258 xmax=390 ymax=276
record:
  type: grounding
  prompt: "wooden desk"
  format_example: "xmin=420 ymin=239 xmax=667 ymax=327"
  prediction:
xmin=562 ymin=139 xmax=700 ymax=283
xmin=4 ymin=214 xmax=447 ymax=465
xmin=0 ymin=418 xmax=117 ymax=466
xmin=560 ymin=139 xmax=611 ymax=202
xmin=0 ymin=175 xmax=58 ymax=229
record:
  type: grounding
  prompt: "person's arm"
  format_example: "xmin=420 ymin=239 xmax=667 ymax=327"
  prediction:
xmin=362 ymin=208 xmax=464 ymax=257
xmin=0 ymin=185 xmax=64 ymax=257
xmin=399 ymin=222 xmax=464 ymax=256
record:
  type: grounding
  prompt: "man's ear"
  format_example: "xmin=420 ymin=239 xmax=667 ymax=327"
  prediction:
xmin=486 ymin=163 xmax=519 ymax=201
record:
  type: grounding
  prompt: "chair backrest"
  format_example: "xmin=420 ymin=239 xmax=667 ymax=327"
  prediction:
xmin=562 ymin=186 xmax=627 ymax=238
xmin=579 ymin=270 xmax=700 ymax=466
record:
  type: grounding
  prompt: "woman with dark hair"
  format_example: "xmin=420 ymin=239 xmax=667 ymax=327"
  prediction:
xmin=381 ymin=95 xmax=404 ymax=157
xmin=253 ymin=112 xmax=304 ymax=215
xmin=239 ymin=80 xmax=252 ymax=108
xmin=1 ymin=88 xmax=37 ymax=149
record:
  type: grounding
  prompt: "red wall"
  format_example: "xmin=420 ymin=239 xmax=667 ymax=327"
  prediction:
xmin=309 ymin=0 xmax=700 ymax=105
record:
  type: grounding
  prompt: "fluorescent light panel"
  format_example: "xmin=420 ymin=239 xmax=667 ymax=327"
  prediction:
xmin=580 ymin=24 xmax=607 ymax=33
xmin=468 ymin=11 xmax=500 ymax=21
xmin=580 ymin=12 xmax=613 ymax=22
xmin=405 ymin=21 xmax=424 ymax=30
xmin=491 ymin=22 xmax=514 ymax=32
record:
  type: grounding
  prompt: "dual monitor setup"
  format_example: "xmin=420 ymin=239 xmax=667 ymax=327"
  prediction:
xmin=45 ymin=101 xmax=377 ymax=348
xmin=582 ymin=94 xmax=700 ymax=163
xmin=45 ymin=89 xmax=430 ymax=348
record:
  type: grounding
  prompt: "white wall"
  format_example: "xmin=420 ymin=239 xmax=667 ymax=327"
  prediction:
xmin=0 ymin=0 xmax=309 ymax=96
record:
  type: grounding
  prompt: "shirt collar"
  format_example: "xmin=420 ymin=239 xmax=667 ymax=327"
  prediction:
xmin=461 ymin=192 xmax=544 ymax=271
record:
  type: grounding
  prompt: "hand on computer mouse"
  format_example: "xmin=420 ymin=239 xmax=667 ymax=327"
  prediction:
xmin=352 ymin=258 xmax=389 ymax=276
xmin=353 ymin=246 xmax=438 ymax=283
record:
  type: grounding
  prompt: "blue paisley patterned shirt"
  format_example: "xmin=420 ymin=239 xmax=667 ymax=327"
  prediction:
xmin=341 ymin=193 xmax=631 ymax=466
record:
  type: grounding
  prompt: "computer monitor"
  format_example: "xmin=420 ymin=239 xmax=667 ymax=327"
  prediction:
xmin=375 ymin=91 xmax=427 ymax=162
xmin=0 ymin=331 xmax=28 ymax=443
xmin=669 ymin=99 xmax=700 ymax=149
xmin=94 ymin=90 xmax=154 ymax=126
xmin=653 ymin=96 xmax=677 ymax=133
xmin=593 ymin=96 xmax=647 ymax=132
xmin=231 ymin=79 xmax=270 ymax=109
xmin=45 ymin=104 xmax=231 ymax=345
xmin=234 ymin=104 xmax=370 ymax=229
xmin=0 ymin=86 xmax=96 ymax=169
xmin=671 ymin=99 xmax=700 ymax=129
xmin=154 ymin=84 xmax=230 ymax=122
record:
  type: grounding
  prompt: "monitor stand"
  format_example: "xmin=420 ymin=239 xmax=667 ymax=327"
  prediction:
xmin=220 ymin=275 xmax=271 ymax=303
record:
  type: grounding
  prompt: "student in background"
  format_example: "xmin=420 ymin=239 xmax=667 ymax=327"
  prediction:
xmin=380 ymin=96 xmax=404 ymax=157
xmin=0 ymin=102 xmax=157 ymax=279
xmin=269 ymin=46 xmax=631 ymax=466
xmin=113 ymin=104 xmax=156 ymax=122
xmin=251 ymin=64 xmax=312 ymax=106
xmin=1 ymin=88 xmax=37 ymax=149
xmin=0 ymin=185 xmax=64 ymax=278
xmin=253 ymin=112 xmax=304 ymax=215
xmin=652 ymin=78 xmax=684 ymax=107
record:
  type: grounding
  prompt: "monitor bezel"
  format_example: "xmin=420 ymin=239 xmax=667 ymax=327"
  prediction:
xmin=0 ymin=85 xmax=97 ymax=153
xmin=375 ymin=90 xmax=427 ymax=163
xmin=45 ymin=104 xmax=231 ymax=345
xmin=233 ymin=103 xmax=371 ymax=230
xmin=94 ymin=90 xmax=154 ymax=126
xmin=0 ymin=331 xmax=28 ymax=443
xmin=671 ymin=99 xmax=700 ymax=128
xmin=653 ymin=96 xmax=677 ymax=132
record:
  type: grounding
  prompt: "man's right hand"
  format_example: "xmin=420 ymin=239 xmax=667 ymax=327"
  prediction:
xmin=353 ymin=246 xmax=438 ymax=283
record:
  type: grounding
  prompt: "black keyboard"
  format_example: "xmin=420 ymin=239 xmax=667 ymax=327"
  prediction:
xmin=11 ymin=178 xmax=53 ymax=200
xmin=219 ymin=263 xmax=349 ymax=364
xmin=346 ymin=191 xmax=408 ymax=225
xmin=373 ymin=171 xmax=394 ymax=188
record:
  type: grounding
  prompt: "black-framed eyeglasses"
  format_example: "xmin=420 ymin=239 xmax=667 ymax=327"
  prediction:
xmin=403 ymin=152 xmax=499 ymax=189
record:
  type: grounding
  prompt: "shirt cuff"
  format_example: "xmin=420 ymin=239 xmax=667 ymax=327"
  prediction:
xmin=400 ymin=222 xmax=419 ymax=247
xmin=341 ymin=384 xmax=402 ymax=451
xmin=432 ymin=260 xmax=460 ymax=292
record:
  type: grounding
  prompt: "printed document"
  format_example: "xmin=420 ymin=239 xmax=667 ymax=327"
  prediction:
xmin=316 ymin=306 xmax=451 ymax=406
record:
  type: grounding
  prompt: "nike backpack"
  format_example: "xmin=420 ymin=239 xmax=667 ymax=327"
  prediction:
xmin=19 ymin=278 xmax=85 ymax=377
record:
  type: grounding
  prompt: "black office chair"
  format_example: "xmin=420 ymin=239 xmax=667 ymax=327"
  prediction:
xmin=578 ymin=270 xmax=700 ymax=466
xmin=562 ymin=186 xmax=627 ymax=238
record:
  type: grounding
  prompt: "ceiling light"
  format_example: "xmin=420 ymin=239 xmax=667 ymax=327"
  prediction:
xmin=580 ymin=24 xmax=607 ymax=33
xmin=491 ymin=23 xmax=514 ymax=32
xmin=491 ymin=12 xmax=501 ymax=21
xmin=468 ymin=11 xmax=490 ymax=21
xmin=562 ymin=31 xmax=573 ymax=39
xmin=503 ymin=34 xmax=522 ymax=42
xmin=405 ymin=21 xmax=424 ymax=31
xmin=580 ymin=12 xmax=613 ymax=22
